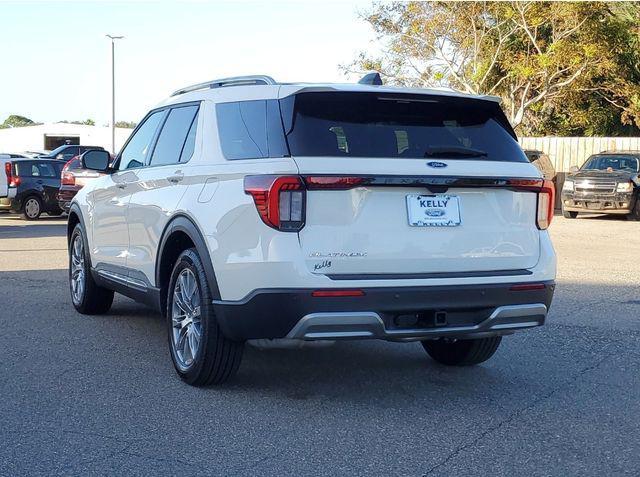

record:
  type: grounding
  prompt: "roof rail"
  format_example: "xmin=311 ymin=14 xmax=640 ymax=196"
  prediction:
xmin=171 ymin=75 xmax=277 ymax=97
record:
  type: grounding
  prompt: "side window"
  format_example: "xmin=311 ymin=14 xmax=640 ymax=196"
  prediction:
xmin=217 ymin=100 xmax=267 ymax=160
xmin=53 ymin=162 xmax=65 ymax=175
xmin=60 ymin=147 xmax=79 ymax=161
xmin=118 ymin=110 xmax=164 ymax=170
xmin=180 ymin=111 xmax=199 ymax=163
xmin=149 ymin=105 xmax=199 ymax=166
xmin=15 ymin=162 xmax=32 ymax=177
xmin=216 ymin=100 xmax=288 ymax=160
xmin=37 ymin=163 xmax=57 ymax=178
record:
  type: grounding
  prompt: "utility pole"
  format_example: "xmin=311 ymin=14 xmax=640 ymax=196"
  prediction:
xmin=106 ymin=35 xmax=124 ymax=154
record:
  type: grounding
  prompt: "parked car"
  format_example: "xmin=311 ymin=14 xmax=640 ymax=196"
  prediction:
xmin=21 ymin=151 xmax=48 ymax=158
xmin=561 ymin=151 xmax=640 ymax=220
xmin=39 ymin=144 xmax=105 ymax=162
xmin=524 ymin=149 xmax=556 ymax=182
xmin=57 ymin=154 xmax=108 ymax=212
xmin=1 ymin=158 xmax=65 ymax=219
xmin=0 ymin=154 xmax=30 ymax=206
xmin=67 ymin=75 xmax=556 ymax=386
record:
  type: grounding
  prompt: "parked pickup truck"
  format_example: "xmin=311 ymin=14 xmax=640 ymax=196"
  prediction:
xmin=561 ymin=151 xmax=640 ymax=220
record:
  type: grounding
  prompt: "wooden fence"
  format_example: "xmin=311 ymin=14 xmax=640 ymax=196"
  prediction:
xmin=519 ymin=137 xmax=640 ymax=172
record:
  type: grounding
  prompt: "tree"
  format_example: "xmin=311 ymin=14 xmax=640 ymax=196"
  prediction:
xmin=114 ymin=121 xmax=137 ymax=129
xmin=0 ymin=115 xmax=37 ymax=128
xmin=347 ymin=1 xmax=640 ymax=135
xmin=58 ymin=119 xmax=95 ymax=126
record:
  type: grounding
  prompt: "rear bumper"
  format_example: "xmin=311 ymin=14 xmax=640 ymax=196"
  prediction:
xmin=0 ymin=194 xmax=17 ymax=210
xmin=58 ymin=187 xmax=80 ymax=212
xmin=561 ymin=191 xmax=635 ymax=213
xmin=0 ymin=189 xmax=17 ymax=209
xmin=213 ymin=281 xmax=555 ymax=341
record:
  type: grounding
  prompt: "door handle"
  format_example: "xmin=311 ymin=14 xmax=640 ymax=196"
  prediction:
xmin=116 ymin=183 xmax=127 ymax=189
xmin=168 ymin=173 xmax=184 ymax=184
xmin=37 ymin=180 xmax=43 ymax=184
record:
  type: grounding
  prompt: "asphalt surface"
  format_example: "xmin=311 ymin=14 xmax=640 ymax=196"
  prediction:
xmin=1 ymin=212 xmax=639 ymax=476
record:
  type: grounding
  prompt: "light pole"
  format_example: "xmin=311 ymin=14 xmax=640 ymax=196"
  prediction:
xmin=106 ymin=34 xmax=124 ymax=154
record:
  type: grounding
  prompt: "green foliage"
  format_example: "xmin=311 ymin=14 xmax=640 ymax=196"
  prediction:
xmin=58 ymin=119 xmax=96 ymax=126
xmin=0 ymin=115 xmax=37 ymax=128
xmin=347 ymin=1 xmax=640 ymax=136
xmin=114 ymin=121 xmax=137 ymax=129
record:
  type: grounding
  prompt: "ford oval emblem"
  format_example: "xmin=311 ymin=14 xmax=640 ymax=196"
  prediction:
xmin=427 ymin=161 xmax=447 ymax=168
xmin=425 ymin=209 xmax=446 ymax=217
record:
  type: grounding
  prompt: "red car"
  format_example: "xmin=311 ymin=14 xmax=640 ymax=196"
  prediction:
xmin=57 ymin=154 xmax=110 ymax=212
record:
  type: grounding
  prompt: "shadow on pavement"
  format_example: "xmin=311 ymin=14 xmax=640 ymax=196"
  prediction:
xmin=0 ymin=216 xmax=67 ymax=239
xmin=3 ymin=267 xmax=639 ymax=403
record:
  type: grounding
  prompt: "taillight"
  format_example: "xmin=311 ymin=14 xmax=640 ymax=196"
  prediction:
xmin=536 ymin=180 xmax=555 ymax=230
xmin=304 ymin=176 xmax=368 ymax=190
xmin=507 ymin=178 xmax=554 ymax=230
xmin=61 ymin=171 xmax=75 ymax=186
xmin=244 ymin=175 xmax=305 ymax=231
xmin=5 ymin=162 xmax=20 ymax=187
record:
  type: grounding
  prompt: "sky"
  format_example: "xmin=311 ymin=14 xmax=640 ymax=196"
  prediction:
xmin=0 ymin=0 xmax=377 ymax=125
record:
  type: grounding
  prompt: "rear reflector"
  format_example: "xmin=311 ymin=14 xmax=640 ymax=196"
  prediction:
xmin=509 ymin=283 xmax=546 ymax=291
xmin=311 ymin=289 xmax=365 ymax=297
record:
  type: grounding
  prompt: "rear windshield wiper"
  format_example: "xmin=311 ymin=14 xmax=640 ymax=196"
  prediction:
xmin=423 ymin=146 xmax=488 ymax=158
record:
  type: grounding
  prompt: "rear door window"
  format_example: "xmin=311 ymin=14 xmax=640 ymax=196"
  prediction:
xmin=150 ymin=105 xmax=199 ymax=166
xmin=281 ymin=92 xmax=527 ymax=162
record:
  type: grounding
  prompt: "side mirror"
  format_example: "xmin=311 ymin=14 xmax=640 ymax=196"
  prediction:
xmin=569 ymin=165 xmax=579 ymax=173
xmin=81 ymin=149 xmax=111 ymax=172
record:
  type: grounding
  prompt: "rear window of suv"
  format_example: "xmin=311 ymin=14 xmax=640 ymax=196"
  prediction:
xmin=280 ymin=92 xmax=527 ymax=162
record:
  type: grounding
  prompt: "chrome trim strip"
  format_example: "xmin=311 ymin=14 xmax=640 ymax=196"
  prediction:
xmin=96 ymin=269 xmax=148 ymax=291
xmin=286 ymin=304 xmax=547 ymax=340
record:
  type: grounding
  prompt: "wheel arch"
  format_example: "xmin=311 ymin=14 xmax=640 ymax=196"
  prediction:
xmin=155 ymin=214 xmax=221 ymax=316
xmin=67 ymin=204 xmax=83 ymax=245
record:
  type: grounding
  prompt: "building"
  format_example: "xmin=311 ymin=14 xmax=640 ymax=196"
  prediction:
xmin=0 ymin=123 xmax=133 ymax=154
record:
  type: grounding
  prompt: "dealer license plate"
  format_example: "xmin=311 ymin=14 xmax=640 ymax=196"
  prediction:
xmin=406 ymin=194 xmax=461 ymax=227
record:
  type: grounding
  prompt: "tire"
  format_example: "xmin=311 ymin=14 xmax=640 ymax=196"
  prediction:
xmin=69 ymin=224 xmax=114 ymax=314
xmin=421 ymin=336 xmax=502 ymax=366
xmin=562 ymin=207 xmax=578 ymax=219
xmin=626 ymin=199 xmax=640 ymax=221
xmin=48 ymin=207 xmax=64 ymax=217
xmin=22 ymin=196 xmax=42 ymax=220
xmin=167 ymin=248 xmax=243 ymax=386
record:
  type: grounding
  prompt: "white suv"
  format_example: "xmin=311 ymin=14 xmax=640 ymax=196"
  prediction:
xmin=67 ymin=75 xmax=556 ymax=386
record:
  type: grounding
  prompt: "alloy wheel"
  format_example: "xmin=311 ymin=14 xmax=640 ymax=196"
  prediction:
xmin=70 ymin=234 xmax=85 ymax=304
xmin=171 ymin=268 xmax=202 ymax=370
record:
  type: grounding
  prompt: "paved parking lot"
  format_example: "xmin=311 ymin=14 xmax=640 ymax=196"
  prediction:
xmin=1 ymin=212 xmax=639 ymax=476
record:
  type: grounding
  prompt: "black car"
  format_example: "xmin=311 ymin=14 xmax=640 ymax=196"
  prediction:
xmin=524 ymin=149 xmax=556 ymax=182
xmin=0 ymin=158 xmax=65 ymax=219
xmin=39 ymin=144 xmax=105 ymax=162
xmin=561 ymin=151 xmax=640 ymax=220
